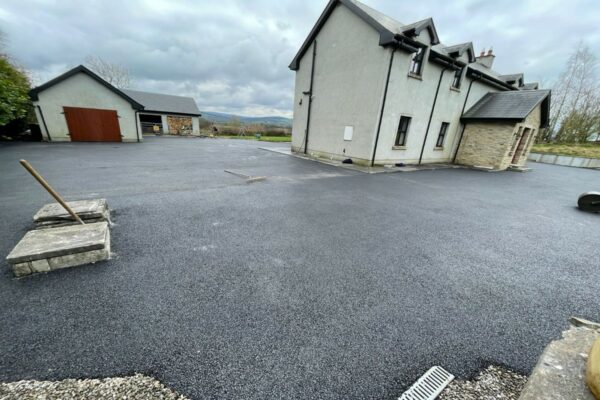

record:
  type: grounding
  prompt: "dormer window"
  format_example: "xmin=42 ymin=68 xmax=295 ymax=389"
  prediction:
xmin=451 ymin=67 xmax=463 ymax=89
xmin=409 ymin=47 xmax=425 ymax=76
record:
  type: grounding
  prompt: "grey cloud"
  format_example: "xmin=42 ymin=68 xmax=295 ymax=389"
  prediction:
xmin=1 ymin=0 xmax=598 ymax=116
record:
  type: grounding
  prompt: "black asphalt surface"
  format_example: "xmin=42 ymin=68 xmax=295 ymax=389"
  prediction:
xmin=1 ymin=137 xmax=599 ymax=399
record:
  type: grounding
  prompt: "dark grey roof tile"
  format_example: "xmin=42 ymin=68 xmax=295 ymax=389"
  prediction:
xmin=462 ymin=90 xmax=550 ymax=120
xmin=122 ymin=89 xmax=201 ymax=115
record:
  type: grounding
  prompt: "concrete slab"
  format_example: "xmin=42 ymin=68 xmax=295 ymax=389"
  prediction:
xmin=519 ymin=319 xmax=600 ymax=400
xmin=33 ymin=199 xmax=109 ymax=228
xmin=6 ymin=222 xmax=110 ymax=276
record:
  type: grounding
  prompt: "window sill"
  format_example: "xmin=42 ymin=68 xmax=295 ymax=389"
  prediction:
xmin=392 ymin=145 xmax=407 ymax=150
xmin=433 ymin=146 xmax=444 ymax=151
xmin=407 ymin=72 xmax=422 ymax=81
xmin=450 ymin=86 xmax=461 ymax=93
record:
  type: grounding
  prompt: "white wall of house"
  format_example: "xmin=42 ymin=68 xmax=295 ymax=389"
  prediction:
xmin=290 ymin=3 xmax=506 ymax=166
xmin=375 ymin=59 xmax=501 ymax=164
xmin=291 ymin=3 xmax=390 ymax=163
xmin=33 ymin=72 xmax=140 ymax=142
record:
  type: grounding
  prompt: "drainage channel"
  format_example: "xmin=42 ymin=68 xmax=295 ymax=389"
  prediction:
xmin=398 ymin=366 xmax=454 ymax=400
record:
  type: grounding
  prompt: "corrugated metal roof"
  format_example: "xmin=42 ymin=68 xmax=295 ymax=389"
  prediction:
xmin=122 ymin=89 xmax=201 ymax=116
xmin=462 ymin=90 xmax=550 ymax=121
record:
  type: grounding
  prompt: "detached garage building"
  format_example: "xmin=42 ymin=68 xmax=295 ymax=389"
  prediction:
xmin=30 ymin=65 xmax=201 ymax=142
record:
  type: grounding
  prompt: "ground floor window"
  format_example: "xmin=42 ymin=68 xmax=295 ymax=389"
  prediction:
xmin=436 ymin=122 xmax=449 ymax=148
xmin=395 ymin=116 xmax=411 ymax=146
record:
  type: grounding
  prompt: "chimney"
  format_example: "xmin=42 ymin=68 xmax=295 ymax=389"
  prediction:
xmin=476 ymin=47 xmax=495 ymax=69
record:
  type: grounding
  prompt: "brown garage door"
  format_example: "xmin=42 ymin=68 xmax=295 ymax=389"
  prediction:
xmin=63 ymin=107 xmax=122 ymax=142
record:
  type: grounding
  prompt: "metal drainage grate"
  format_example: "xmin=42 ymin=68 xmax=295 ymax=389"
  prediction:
xmin=399 ymin=366 xmax=454 ymax=400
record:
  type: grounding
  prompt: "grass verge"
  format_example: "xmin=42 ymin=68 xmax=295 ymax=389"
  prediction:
xmin=532 ymin=143 xmax=600 ymax=158
xmin=217 ymin=135 xmax=291 ymax=142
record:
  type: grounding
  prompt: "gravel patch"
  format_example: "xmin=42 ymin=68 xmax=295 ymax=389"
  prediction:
xmin=0 ymin=374 xmax=189 ymax=400
xmin=439 ymin=365 xmax=527 ymax=400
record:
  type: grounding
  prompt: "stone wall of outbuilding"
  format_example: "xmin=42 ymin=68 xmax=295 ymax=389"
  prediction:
xmin=456 ymin=104 xmax=542 ymax=170
xmin=455 ymin=122 xmax=516 ymax=170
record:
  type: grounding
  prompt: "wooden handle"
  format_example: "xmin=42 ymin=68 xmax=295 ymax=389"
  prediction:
xmin=20 ymin=159 xmax=85 ymax=225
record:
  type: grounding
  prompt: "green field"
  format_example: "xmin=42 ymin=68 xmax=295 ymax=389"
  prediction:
xmin=217 ymin=135 xmax=291 ymax=143
xmin=532 ymin=143 xmax=600 ymax=158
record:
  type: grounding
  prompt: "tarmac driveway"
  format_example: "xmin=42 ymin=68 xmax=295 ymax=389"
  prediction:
xmin=0 ymin=137 xmax=599 ymax=399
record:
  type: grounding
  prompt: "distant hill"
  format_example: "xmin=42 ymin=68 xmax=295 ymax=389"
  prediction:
xmin=201 ymin=111 xmax=292 ymax=127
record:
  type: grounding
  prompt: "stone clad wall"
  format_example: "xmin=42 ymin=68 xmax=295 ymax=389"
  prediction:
xmin=456 ymin=122 xmax=515 ymax=169
xmin=456 ymin=104 xmax=542 ymax=170
xmin=514 ymin=105 xmax=541 ymax=165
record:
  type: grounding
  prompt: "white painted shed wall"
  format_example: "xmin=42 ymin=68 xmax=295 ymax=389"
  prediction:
xmin=33 ymin=72 xmax=141 ymax=142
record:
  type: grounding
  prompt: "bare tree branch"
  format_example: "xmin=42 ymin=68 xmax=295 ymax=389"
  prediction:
xmin=84 ymin=56 xmax=131 ymax=88
xmin=543 ymin=43 xmax=599 ymax=143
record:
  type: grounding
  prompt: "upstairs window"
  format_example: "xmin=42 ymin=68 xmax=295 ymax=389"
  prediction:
xmin=395 ymin=116 xmax=411 ymax=147
xmin=451 ymin=67 xmax=463 ymax=89
xmin=436 ymin=122 xmax=449 ymax=148
xmin=409 ymin=48 xmax=425 ymax=75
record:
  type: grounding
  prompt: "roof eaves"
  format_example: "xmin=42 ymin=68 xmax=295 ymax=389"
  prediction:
xmin=429 ymin=50 xmax=466 ymax=70
xmin=401 ymin=18 xmax=440 ymax=45
xmin=460 ymin=116 xmax=525 ymax=124
xmin=443 ymin=42 xmax=475 ymax=63
xmin=467 ymin=67 xmax=517 ymax=91
xmin=142 ymin=109 xmax=202 ymax=117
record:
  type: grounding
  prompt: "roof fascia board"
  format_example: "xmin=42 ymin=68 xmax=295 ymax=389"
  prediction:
xmin=467 ymin=67 xmax=517 ymax=91
xmin=142 ymin=110 xmax=202 ymax=117
xmin=460 ymin=117 xmax=523 ymax=123
xmin=429 ymin=50 xmax=466 ymax=70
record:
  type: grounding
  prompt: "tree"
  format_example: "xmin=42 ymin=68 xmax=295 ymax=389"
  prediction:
xmin=229 ymin=117 xmax=245 ymax=136
xmin=0 ymin=32 xmax=31 ymax=126
xmin=541 ymin=43 xmax=600 ymax=143
xmin=198 ymin=117 xmax=212 ymax=130
xmin=84 ymin=56 xmax=131 ymax=88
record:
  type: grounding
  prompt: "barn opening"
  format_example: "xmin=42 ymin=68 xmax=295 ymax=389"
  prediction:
xmin=139 ymin=114 xmax=163 ymax=134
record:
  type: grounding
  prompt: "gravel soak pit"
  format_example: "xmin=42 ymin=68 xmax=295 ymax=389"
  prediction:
xmin=0 ymin=374 xmax=189 ymax=400
xmin=438 ymin=365 xmax=526 ymax=400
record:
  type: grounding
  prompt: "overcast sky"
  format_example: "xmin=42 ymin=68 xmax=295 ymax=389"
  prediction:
xmin=1 ymin=0 xmax=598 ymax=117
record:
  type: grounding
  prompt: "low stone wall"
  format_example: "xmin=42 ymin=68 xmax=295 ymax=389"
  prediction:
xmin=528 ymin=152 xmax=600 ymax=169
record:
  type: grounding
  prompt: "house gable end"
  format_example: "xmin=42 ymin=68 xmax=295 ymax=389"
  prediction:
xmin=289 ymin=0 xmax=394 ymax=71
xmin=29 ymin=65 xmax=144 ymax=110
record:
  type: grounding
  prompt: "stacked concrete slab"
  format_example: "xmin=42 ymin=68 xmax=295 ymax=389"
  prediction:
xmin=6 ymin=199 xmax=111 ymax=277
xmin=34 ymin=198 xmax=110 ymax=228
